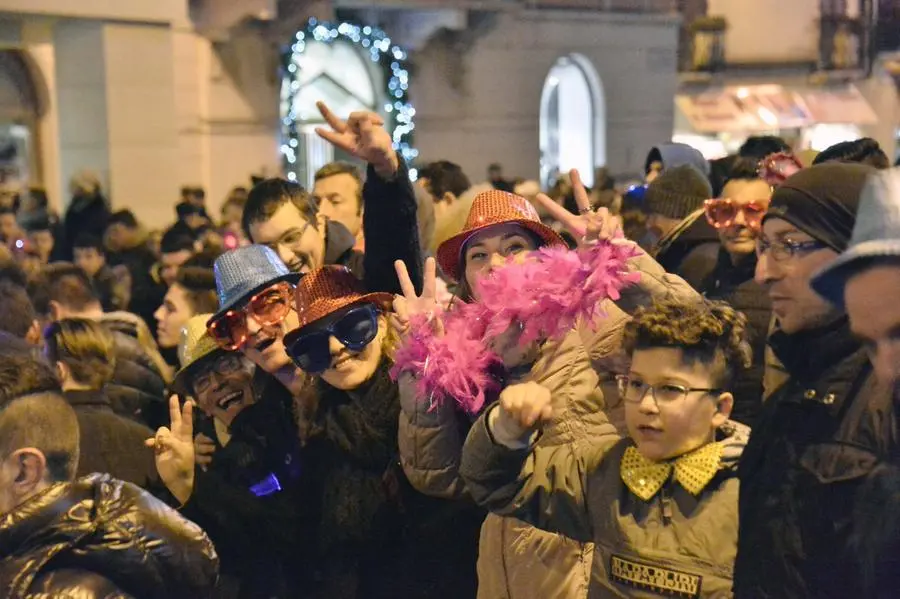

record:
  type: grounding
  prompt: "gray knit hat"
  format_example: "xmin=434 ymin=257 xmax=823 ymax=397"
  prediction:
xmin=645 ymin=164 xmax=713 ymax=220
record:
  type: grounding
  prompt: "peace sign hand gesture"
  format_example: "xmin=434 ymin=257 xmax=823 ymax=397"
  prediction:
xmin=315 ymin=101 xmax=399 ymax=177
xmin=145 ymin=396 xmax=196 ymax=505
xmin=534 ymin=169 xmax=623 ymax=248
xmin=392 ymin=257 xmax=444 ymax=338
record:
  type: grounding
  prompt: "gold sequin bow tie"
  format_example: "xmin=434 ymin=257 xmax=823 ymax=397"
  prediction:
xmin=620 ymin=442 xmax=723 ymax=501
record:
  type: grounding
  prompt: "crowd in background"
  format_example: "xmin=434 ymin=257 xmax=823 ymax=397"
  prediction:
xmin=0 ymin=101 xmax=899 ymax=599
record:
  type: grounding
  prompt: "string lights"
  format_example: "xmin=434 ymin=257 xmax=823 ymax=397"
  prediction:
xmin=280 ymin=18 xmax=418 ymax=182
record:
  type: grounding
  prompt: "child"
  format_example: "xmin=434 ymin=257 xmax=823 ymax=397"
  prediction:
xmin=394 ymin=176 xmax=701 ymax=599
xmin=460 ymin=299 xmax=751 ymax=598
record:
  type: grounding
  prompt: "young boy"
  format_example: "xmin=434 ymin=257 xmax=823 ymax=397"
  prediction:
xmin=460 ymin=299 xmax=751 ymax=598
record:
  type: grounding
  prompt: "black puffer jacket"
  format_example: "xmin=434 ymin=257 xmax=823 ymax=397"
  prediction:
xmin=100 ymin=316 xmax=169 ymax=429
xmin=735 ymin=319 xmax=898 ymax=598
xmin=0 ymin=474 xmax=219 ymax=599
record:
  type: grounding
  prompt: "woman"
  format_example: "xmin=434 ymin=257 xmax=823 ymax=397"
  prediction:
xmin=155 ymin=255 xmax=219 ymax=365
xmin=393 ymin=176 xmax=699 ymax=598
xmin=280 ymin=265 xmax=480 ymax=599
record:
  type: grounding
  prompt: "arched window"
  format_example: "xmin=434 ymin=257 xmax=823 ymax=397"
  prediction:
xmin=539 ymin=54 xmax=606 ymax=189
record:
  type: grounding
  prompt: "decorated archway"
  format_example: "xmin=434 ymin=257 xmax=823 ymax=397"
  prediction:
xmin=280 ymin=19 xmax=418 ymax=187
xmin=539 ymin=54 xmax=606 ymax=189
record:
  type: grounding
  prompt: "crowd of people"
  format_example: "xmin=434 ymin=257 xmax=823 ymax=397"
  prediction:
xmin=0 ymin=97 xmax=899 ymax=599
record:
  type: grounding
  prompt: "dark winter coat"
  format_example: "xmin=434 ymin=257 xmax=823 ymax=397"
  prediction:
xmin=63 ymin=191 xmax=110 ymax=259
xmin=99 ymin=319 xmax=169 ymax=429
xmin=699 ymin=249 xmax=771 ymax=427
xmin=652 ymin=210 xmax=720 ymax=290
xmin=180 ymin=394 xmax=304 ymax=599
xmin=735 ymin=319 xmax=898 ymax=598
xmin=0 ymin=474 xmax=219 ymax=599
xmin=65 ymin=389 xmax=159 ymax=490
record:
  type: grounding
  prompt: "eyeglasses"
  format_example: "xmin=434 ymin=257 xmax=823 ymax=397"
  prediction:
xmin=703 ymin=198 xmax=767 ymax=231
xmin=193 ymin=353 xmax=245 ymax=395
xmin=283 ymin=304 xmax=379 ymax=374
xmin=756 ymin=237 xmax=826 ymax=262
xmin=207 ymin=282 xmax=293 ymax=350
xmin=616 ymin=375 xmax=720 ymax=406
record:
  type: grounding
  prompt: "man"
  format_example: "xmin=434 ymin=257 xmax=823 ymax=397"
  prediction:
xmin=734 ymin=163 xmax=897 ymax=598
xmin=312 ymin=161 xmax=364 ymax=249
xmin=105 ymin=209 xmax=164 ymax=327
xmin=418 ymin=160 xmax=472 ymax=254
xmin=810 ymin=167 xmax=900 ymax=596
xmin=24 ymin=214 xmax=63 ymax=264
xmin=644 ymin=142 xmax=710 ymax=184
xmin=813 ymin=137 xmax=891 ymax=169
xmin=698 ymin=158 xmax=773 ymax=426
xmin=73 ymin=233 xmax=129 ymax=312
xmin=487 ymin=162 xmax=514 ymax=192
xmin=0 ymin=280 xmax=41 ymax=343
xmin=0 ymin=205 xmax=22 ymax=244
xmin=0 ymin=357 xmax=218 ymax=597
xmin=645 ymin=164 xmax=720 ymax=288
xmin=30 ymin=263 xmax=169 ymax=427
xmin=43 ymin=318 xmax=159 ymax=489
xmin=157 ymin=228 xmax=198 ymax=286
xmin=242 ymin=101 xmax=421 ymax=289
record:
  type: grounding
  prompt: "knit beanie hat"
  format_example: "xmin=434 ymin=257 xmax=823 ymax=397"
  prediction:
xmin=644 ymin=164 xmax=713 ymax=220
xmin=765 ymin=162 xmax=876 ymax=253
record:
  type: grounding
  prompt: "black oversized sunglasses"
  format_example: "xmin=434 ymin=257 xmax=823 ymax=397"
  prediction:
xmin=283 ymin=304 xmax=380 ymax=374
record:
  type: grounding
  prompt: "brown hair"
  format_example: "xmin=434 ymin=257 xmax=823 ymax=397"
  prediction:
xmin=174 ymin=259 xmax=219 ymax=315
xmin=0 ymin=392 xmax=80 ymax=482
xmin=623 ymin=299 xmax=752 ymax=388
xmin=44 ymin=318 xmax=116 ymax=389
xmin=314 ymin=162 xmax=363 ymax=214
xmin=243 ymin=178 xmax=317 ymax=239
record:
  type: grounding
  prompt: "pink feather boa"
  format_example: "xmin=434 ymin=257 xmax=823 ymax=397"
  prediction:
xmin=390 ymin=240 xmax=641 ymax=414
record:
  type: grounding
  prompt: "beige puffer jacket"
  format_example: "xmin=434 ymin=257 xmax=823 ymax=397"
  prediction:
xmin=398 ymin=244 xmax=700 ymax=599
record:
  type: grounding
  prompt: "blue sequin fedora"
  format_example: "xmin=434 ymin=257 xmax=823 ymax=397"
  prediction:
xmin=210 ymin=245 xmax=302 ymax=322
xmin=812 ymin=168 xmax=900 ymax=308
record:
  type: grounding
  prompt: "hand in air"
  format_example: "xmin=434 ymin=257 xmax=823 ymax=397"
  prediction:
xmin=493 ymin=382 xmax=554 ymax=443
xmin=391 ymin=257 xmax=444 ymax=338
xmin=533 ymin=169 xmax=623 ymax=247
xmin=145 ymin=396 xmax=196 ymax=504
xmin=314 ymin=101 xmax=399 ymax=177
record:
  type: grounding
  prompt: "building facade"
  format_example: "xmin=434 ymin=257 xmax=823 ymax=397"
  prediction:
xmin=1 ymin=0 xmax=680 ymax=226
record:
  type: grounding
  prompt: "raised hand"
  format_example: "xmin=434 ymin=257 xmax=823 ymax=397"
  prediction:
xmin=490 ymin=382 xmax=554 ymax=446
xmin=534 ymin=169 xmax=623 ymax=247
xmin=315 ymin=101 xmax=399 ymax=177
xmin=392 ymin=257 xmax=443 ymax=337
xmin=145 ymin=396 xmax=195 ymax=504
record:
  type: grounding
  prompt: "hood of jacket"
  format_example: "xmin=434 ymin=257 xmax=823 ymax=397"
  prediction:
xmin=646 ymin=143 xmax=711 ymax=177
xmin=0 ymin=474 xmax=218 ymax=599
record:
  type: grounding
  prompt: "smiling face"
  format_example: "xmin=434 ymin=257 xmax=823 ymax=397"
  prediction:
xmin=625 ymin=347 xmax=732 ymax=461
xmin=191 ymin=352 xmax=256 ymax=427
xmin=239 ymin=298 xmax=300 ymax=375
xmin=717 ymin=179 xmax=772 ymax=259
xmin=755 ymin=217 xmax=841 ymax=334
xmin=317 ymin=311 xmax=387 ymax=391
xmin=249 ymin=203 xmax=325 ymax=274
xmin=462 ymin=224 xmax=538 ymax=301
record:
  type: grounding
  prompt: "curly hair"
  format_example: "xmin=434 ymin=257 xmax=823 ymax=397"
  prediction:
xmin=623 ymin=299 xmax=752 ymax=388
